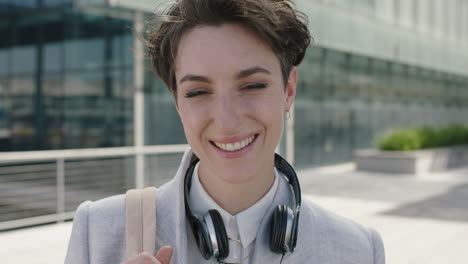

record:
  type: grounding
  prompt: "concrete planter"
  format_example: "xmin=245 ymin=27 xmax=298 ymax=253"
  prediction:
xmin=354 ymin=145 xmax=468 ymax=175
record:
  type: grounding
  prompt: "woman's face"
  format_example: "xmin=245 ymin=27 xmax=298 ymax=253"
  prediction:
xmin=175 ymin=23 xmax=296 ymax=184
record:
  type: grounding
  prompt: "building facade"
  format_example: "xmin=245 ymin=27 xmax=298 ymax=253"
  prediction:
xmin=0 ymin=0 xmax=135 ymax=152
xmin=295 ymin=0 xmax=468 ymax=167
xmin=1 ymin=0 xmax=467 ymax=161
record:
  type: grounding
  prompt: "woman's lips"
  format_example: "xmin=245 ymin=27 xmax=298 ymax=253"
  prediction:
xmin=209 ymin=134 xmax=259 ymax=157
xmin=211 ymin=134 xmax=256 ymax=151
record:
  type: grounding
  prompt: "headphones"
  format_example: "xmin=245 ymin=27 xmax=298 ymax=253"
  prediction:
xmin=184 ymin=153 xmax=302 ymax=261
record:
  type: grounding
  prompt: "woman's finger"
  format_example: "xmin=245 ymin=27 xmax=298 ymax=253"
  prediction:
xmin=155 ymin=246 xmax=173 ymax=264
xmin=121 ymin=252 xmax=158 ymax=264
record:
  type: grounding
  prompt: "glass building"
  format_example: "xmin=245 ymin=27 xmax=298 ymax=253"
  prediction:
xmin=0 ymin=0 xmax=135 ymax=151
xmin=0 ymin=0 xmax=468 ymax=228
xmin=294 ymin=0 xmax=468 ymax=167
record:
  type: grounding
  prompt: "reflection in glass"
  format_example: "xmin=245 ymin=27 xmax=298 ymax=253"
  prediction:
xmin=43 ymin=73 xmax=64 ymax=149
xmin=295 ymin=46 xmax=468 ymax=169
xmin=63 ymin=71 xmax=103 ymax=148
xmin=323 ymin=50 xmax=347 ymax=101
xmin=0 ymin=50 xmax=8 ymax=76
xmin=43 ymin=0 xmax=72 ymax=7
xmin=12 ymin=46 xmax=36 ymax=74
xmin=65 ymin=39 xmax=105 ymax=70
xmin=145 ymin=94 xmax=187 ymax=145
xmin=11 ymin=0 xmax=37 ymax=8
xmin=0 ymin=77 xmax=11 ymax=150
xmin=10 ymin=76 xmax=35 ymax=150
xmin=44 ymin=42 xmax=63 ymax=73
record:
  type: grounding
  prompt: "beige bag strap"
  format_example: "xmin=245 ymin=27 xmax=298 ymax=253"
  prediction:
xmin=125 ymin=187 xmax=158 ymax=259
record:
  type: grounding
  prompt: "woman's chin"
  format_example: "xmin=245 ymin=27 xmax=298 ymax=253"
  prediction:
xmin=219 ymin=173 xmax=255 ymax=185
xmin=214 ymin=164 xmax=263 ymax=185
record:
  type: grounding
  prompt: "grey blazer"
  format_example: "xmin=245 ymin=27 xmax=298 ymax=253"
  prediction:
xmin=65 ymin=149 xmax=385 ymax=264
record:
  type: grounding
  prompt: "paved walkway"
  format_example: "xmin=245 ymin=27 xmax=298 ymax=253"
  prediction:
xmin=2 ymin=164 xmax=468 ymax=264
xmin=300 ymin=164 xmax=468 ymax=264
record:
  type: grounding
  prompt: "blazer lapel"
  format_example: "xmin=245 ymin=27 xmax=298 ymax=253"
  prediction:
xmin=156 ymin=148 xmax=194 ymax=264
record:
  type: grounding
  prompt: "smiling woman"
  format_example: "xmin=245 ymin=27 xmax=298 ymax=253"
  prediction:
xmin=64 ymin=1 xmax=385 ymax=264
xmin=175 ymin=24 xmax=295 ymax=199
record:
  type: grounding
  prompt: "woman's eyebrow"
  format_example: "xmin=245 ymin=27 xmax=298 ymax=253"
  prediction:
xmin=236 ymin=66 xmax=271 ymax=79
xmin=179 ymin=74 xmax=212 ymax=84
xmin=179 ymin=66 xmax=270 ymax=84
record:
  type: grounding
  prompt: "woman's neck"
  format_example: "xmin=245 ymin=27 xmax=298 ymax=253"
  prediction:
xmin=197 ymin=163 xmax=275 ymax=215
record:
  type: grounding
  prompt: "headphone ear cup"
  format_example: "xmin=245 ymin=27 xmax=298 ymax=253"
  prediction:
xmin=208 ymin=210 xmax=229 ymax=260
xmin=269 ymin=205 xmax=287 ymax=253
xmin=290 ymin=211 xmax=300 ymax=252
xmin=192 ymin=216 xmax=213 ymax=259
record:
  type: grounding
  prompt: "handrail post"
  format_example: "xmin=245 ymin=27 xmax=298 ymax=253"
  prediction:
xmin=134 ymin=11 xmax=145 ymax=189
xmin=56 ymin=158 xmax=65 ymax=222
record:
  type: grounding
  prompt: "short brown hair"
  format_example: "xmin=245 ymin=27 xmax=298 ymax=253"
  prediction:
xmin=145 ymin=0 xmax=311 ymax=95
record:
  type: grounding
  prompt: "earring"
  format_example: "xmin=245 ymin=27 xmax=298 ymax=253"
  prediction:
xmin=284 ymin=110 xmax=290 ymax=120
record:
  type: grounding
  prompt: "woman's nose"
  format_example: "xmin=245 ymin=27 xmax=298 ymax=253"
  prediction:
xmin=212 ymin=95 xmax=242 ymax=133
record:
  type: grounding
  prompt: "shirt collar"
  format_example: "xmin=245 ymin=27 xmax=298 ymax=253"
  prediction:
xmin=188 ymin=162 xmax=280 ymax=248
xmin=188 ymin=162 xmax=232 ymax=224
xmin=236 ymin=168 xmax=279 ymax=248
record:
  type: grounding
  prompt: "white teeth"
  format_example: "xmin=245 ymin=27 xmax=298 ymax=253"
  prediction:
xmin=227 ymin=144 xmax=234 ymax=151
xmin=214 ymin=135 xmax=255 ymax=152
xmin=240 ymin=140 xmax=246 ymax=149
xmin=234 ymin=142 xmax=241 ymax=150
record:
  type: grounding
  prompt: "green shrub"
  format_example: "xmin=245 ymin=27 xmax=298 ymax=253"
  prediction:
xmin=378 ymin=125 xmax=468 ymax=151
xmin=417 ymin=127 xmax=439 ymax=149
xmin=379 ymin=129 xmax=423 ymax=151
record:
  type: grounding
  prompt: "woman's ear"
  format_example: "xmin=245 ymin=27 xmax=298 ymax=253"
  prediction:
xmin=285 ymin=66 xmax=298 ymax=111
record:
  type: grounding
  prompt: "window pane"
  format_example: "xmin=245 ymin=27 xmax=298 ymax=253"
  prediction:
xmin=0 ymin=49 xmax=8 ymax=76
xmin=11 ymin=0 xmax=37 ymax=8
xmin=12 ymin=46 xmax=36 ymax=74
xmin=43 ymin=0 xmax=72 ymax=7
xmin=10 ymin=76 xmax=35 ymax=150
xmin=297 ymin=46 xmax=324 ymax=100
xmin=44 ymin=42 xmax=63 ymax=73
xmin=64 ymin=38 xmax=105 ymax=70
xmin=350 ymin=55 xmax=371 ymax=101
xmin=145 ymin=80 xmax=186 ymax=145
xmin=0 ymin=76 xmax=11 ymax=150
xmin=322 ymin=50 xmax=347 ymax=101
xmin=112 ymin=34 xmax=134 ymax=68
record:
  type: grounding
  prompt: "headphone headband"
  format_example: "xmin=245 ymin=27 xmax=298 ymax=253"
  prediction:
xmin=184 ymin=155 xmax=201 ymax=226
xmin=184 ymin=154 xmax=301 ymax=217
xmin=274 ymin=153 xmax=302 ymax=212
xmin=184 ymin=152 xmax=302 ymax=259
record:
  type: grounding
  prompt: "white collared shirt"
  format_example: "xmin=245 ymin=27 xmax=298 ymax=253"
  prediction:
xmin=187 ymin=162 xmax=279 ymax=263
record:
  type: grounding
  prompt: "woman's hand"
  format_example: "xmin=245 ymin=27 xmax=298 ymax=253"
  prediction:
xmin=122 ymin=246 xmax=173 ymax=264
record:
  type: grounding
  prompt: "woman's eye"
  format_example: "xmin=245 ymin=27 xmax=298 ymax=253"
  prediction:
xmin=185 ymin=90 xmax=208 ymax=98
xmin=244 ymin=83 xmax=267 ymax=90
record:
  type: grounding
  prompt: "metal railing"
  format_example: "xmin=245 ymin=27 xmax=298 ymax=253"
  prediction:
xmin=0 ymin=144 xmax=188 ymax=231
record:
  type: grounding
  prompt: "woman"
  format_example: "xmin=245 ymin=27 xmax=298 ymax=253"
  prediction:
xmin=65 ymin=0 xmax=385 ymax=263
